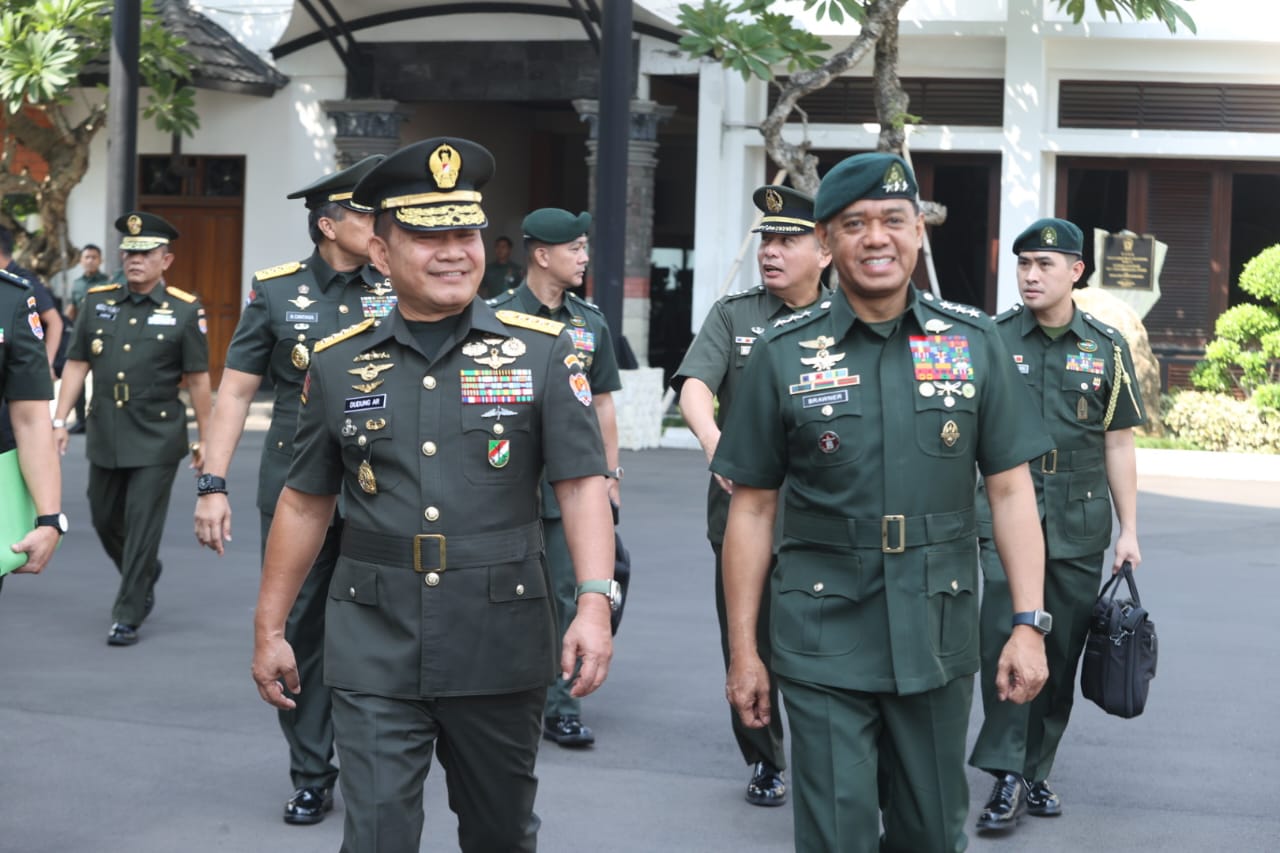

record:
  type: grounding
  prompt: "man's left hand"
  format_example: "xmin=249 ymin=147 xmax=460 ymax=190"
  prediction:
xmin=9 ymin=526 xmax=59 ymax=574
xmin=562 ymin=597 xmax=613 ymax=698
xmin=1113 ymin=530 xmax=1141 ymax=574
xmin=995 ymin=627 xmax=1048 ymax=704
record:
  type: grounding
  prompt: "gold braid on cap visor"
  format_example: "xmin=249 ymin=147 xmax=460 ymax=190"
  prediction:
xmin=119 ymin=237 xmax=169 ymax=251
xmin=395 ymin=203 xmax=486 ymax=228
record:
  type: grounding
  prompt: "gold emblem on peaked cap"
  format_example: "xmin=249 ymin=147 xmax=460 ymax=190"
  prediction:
xmin=882 ymin=163 xmax=910 ymax=194
xmin=127 ymin=215 xmax=142 ymax=235
xmin=1041 ymin=226 xmax=1058 ymax=246
xmin=428 ymin=144 xmax=462 ymax=190
xmin=765 ymin=188 xmax=784 ymax=213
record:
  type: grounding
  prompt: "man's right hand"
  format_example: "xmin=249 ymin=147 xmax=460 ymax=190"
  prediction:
xmin=252 ymin=635 xmax=301 ymax=710
xmin=52 ymin=425 xmax=68 ymax=456
xmin=194 ymin=492 xmax=233 ymax=555
xmin=726 ymin=651 xmax=773 ymax=729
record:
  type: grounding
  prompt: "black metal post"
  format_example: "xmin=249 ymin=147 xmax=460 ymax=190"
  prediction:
xmin=107 ymin=0 xmax=140 ymax=241
xmin=594 ymin=0 xmax=630 ymax=350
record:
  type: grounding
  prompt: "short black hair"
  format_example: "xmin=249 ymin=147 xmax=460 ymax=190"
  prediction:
xmin=81 ymin=244 xmax=102 ymax=255
xmin=307 ymin=201 xmax=347 ymax=245
xmin=495 ymin=235 xmax=513 ymax=248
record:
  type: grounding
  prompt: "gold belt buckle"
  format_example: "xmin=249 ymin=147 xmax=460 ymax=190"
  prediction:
xmin=1040 ymin=449 xmax=1058 ymax=475
xmin=881 ymin=515 xmax=906 ymax=554
xmin=113 ymin=382 xmax=130 ymax=402
xmin=412 ymin=534 xmax=446 ymax=572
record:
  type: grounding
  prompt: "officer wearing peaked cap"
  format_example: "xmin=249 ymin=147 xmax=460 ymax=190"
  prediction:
xmin=54 ymin=211 xmax=211 ymax=647
xmin=671 ymin=184 xmax=831 ymax=807
xmin=251 ymin=137 xmax=615 ymax=853
xmin=712 ymin=152 xmax=1053 ymax=852
xmin=969 ymin=217 xmax=1145 ymax=834
xmin=195 ymin=154 xmax=385 ymax=826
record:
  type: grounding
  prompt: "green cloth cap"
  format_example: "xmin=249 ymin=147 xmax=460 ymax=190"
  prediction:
xmin=287 ymin=154 xmax=386 ymax=212
xmin=1012 ymin=218 xmax=1084 ymax=256
xmin=751 ymin=185 xmax=815 ymax=234
xmin=814 ymin=152 xmax=918 ymax=222
xmin=353 ymin=137 xmax=494 ymax=232
xmin=522 ymin=208 xmax=591 ymax=244
xmin=115 ymin=211 xmax=179 ymax=252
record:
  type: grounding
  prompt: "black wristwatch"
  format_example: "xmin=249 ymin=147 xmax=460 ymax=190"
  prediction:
xmin=196 ymin=474 xmax=228 ymax=496
xmin=1012 ymin=609 xmax=1053 ymax=636
xmin=35 ymin=513 xmax=69 ymax=535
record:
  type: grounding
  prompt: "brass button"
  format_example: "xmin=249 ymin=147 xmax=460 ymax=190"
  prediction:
xmin=951 ymin=579 xmax=959 ymax=591
xmin=349 ymin=586 xmax=356 ymax=598
xmin=422 ymin=441 xmax=437 ymax=456
xmin=157 ymin=333 xmax=165 ymax=340
xmin=160 ymin=410 xmax=167 ymax=418
xmin=116 ymin=372 xmax=125 ymax=380
xmin=493 ymin=423 xmax=505 ymax=435
xmin=339 ymin=305 xmax=350 ymax=314
xmin=424 ymin=506 xmax=440 ymax=522
xmin=516 ymin=584 xmax=525 ymax=596
xmin=297 ymin=333 xmax=306 ymax=341
xmin=277 ymin=441 xmax=284 ymax=449
xmin=821 ymin=405 xmax=833 ymax=416
xmin=422 ymin=375 xmax=437 ymax=390
xmin=357 ymin=435 xmax=367 ymax=447
xmin=122 ymin=343 xmax=131 ymax=352
xmin=425 ymin=572 xmax=440 ymax=587
xmin=813 ymin=582 xmax=824 ymax=592
xmin=129 ymin=317 xmax=137 ymax=325
xmin=115 ymin=400 xmax=124 ymax=409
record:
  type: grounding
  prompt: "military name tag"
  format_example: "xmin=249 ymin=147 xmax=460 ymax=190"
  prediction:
xmin=95 ymin=304 xmax=120 ymax=320
xmin=286 ymin=311 xmax=320 ymax=323
xmin=344 ymin=393 xmax=387 ymax=413
xmin=803 ymin=390 xmax=849 ymax=409
xmin=909 ymin=335 xmax=973 ymax=381
xmin=460 ymin=369 xmax=534 ymax=404
xmin=147 ymin=314 xmax=177 ymax=326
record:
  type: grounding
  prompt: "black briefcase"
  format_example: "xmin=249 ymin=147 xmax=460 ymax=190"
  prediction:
xmin=1080 ymin=562 xmax=1157 ymax=718
xmin=611 ymin=529 xmax=630 ymax=636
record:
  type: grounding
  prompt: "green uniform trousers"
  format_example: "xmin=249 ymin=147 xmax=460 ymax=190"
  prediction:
xmin=542 ymin=517 xmax=579 ymax=719
xmin=261 ymin=512 xmax=341 ymax=790
xmin=87 ymin=462 xmax=178 ymax=626
xmin=712 ymin=543 xmax=786 ymax=770
xmin=779 ymin=674 xmax=973 ymax=853
xmin=332 ymin=686 xmax=544 ymax=853
xmin=970 ymin=540 xmax=1102 ymax=783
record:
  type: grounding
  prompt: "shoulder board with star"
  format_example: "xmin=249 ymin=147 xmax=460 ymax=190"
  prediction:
xmin=768 ymin=306 xmax=825 ymax=337
xmin=1079 ymin=311 xmax=1127 ymax=345
xmin=918 ymin=292 xmax=993 ymax=329
xmin=165 ymin=285 xmax=198 ymax=303
xmin=496 ymin=309 xmax=565 ymax=336
xmin=723 ymin=285 xmax=766 ymax=303
xmin=314 ymin=318 xmax=377 ymax=353
xmin=0 ymin=268 xmax=30 ymax=288
xmin=254 ymin=261 xmax=304 ymax=281
xmin=87 ymin=282 xmax=122 ymax=294
xmin=565 ymin=291 xmax=605 ymax=316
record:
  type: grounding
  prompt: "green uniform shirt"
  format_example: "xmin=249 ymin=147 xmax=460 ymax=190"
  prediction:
xmin=487 ymin=282 xmax=622 ymax=519
xmin=672 ymin=284 xmax=830 ymax=544
xmin=68 ymin=282 xmax=208 ymax=469
xmin=712 ymin=287 xmax=1052 ymax=696
xmin=286 ymin=301 xmax=607 ymax=699
xmin=224 ymin=252 xmax=396 ymax=512
xmin=975 ymin=303 xmax=1146 ymax=559
xmin=0 ymin=274 xmax=53 ymax=403
xmin=480 ymin=262 xmax=524 ymax=300
xmin=70 ymin=271 xmax=109 ymax=316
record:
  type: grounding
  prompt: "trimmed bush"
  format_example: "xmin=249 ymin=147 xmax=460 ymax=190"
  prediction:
xmin=1164 ymin=391 xmax=1280 ymax=454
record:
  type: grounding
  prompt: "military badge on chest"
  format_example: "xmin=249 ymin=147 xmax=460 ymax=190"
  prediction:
xmin=461 ymin=335 xmax=534 ymax=469
xmin=910 ymin=334 xmax=975 ymax=407
xmin=789 ymin=335 xmax=860 ymax=397
xmin=344 ymin=351 xmax=395 ymax=494
xmin=360 ymin=278 xmax=397 ymax=320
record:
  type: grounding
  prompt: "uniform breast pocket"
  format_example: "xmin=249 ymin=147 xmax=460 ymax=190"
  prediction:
xmin=1064 ymin=469 xmax=1111 ymax=542
xmin=914 ymin=393 xmax=977 ymax=458
xmin=1062 ymin=371 xmax=1106 ymax=426
xmin=459 ymin=406 xmax=534 ymax=486
xmin=773 ymin=554 xmax=874 ymax=656
xmin=791 ymin=392 xmax=864 ymax=468
xmin=340 ymin=409 xmax=401 ymax=492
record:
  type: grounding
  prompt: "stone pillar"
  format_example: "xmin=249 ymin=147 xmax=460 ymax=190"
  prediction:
xmin=320 ymin=99 xmax=408 ymax=167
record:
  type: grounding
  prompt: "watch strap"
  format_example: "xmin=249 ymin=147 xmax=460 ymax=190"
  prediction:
xmin=197 ymin=474 xmax=228 ymax=496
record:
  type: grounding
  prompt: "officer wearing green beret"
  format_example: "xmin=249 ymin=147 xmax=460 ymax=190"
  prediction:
xmin=250 ymin=137 xmax=616 ymax=853
xmin=672 ymin=184 xmax=831 ymax=805
xmin=54 ymin=212 xmax=211 ymax=646
xmin=0 ymin=268 xmax=64 ymax=587
xmin=970 ymin=218 xmax=1146 ymax=833
xmin=194 ymin=154 xmax=385 ymax=825
xmin=713 ymin=152 xmax=1054 ymax=852
xmin=488 ymin=207 xmax=622 ymax=747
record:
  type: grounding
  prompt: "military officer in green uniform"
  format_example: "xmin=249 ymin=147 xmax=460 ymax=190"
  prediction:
xmin=1 ymin=269 xmax=65 ymax=588
xmin=488 ymin=207 xmax=622 ymax=748
xmin=672 ymin=184 xmax=830 ymax=805
xmin=54 ymin=212 xmax=211 ymax=646
xmin=712 ymin=153 xmax=1053 ymax=853
xmin=250 ymin=137 xmax=616 ymax=853
xmin=194 ymin=155 xmax=385 ymax=825
xmin=970 ymin=218 xmax=1145 ymax=833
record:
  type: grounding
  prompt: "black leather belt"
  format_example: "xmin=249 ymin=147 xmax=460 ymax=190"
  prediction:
xmin=783 ymin=508 xmax=975 ymax=554
xmin=339 ymin=521 xmax=543 ymax=572
xmin=1037 ymin=447 xmax=1103 ymax=474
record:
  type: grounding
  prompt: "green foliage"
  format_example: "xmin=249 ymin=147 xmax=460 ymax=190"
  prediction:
xmin=1192 ymin=246 xmax=1280 ymax=396
xmin=1164 ymin=391 xmax=1280 ymax=453
xmin=1058 ymin=0 xmax=1197 ymax=33
xmin=1 ymin=192 xmax=38 ymax=220
xmin=1252 ymin=383 xmax=1280 ymax=413
xmin=1238 ymin=243 xmax=1280 ymax=304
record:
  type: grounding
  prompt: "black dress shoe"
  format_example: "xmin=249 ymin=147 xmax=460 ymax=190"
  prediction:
xmin=543 ymin=715 xmax=595 ymax=747
xmin=67 ymin=421 xmax=86 ymax=434
xmin=107 ymin=623 xmax=139 ymax=646
xmin=1026 ymin=779 xmax=1062 ymax=816
xmin=746 ymin=762 xmax=787 ymax=806
xmin=976 ymin=772 xmax=1027 ymax=832
xmin=284 ymin=786 xmax=333 ymax=825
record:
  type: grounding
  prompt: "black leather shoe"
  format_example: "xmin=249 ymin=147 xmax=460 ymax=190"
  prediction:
xmin=107 ymin=623 xmax=139 ymax=646
xmin=1026 ymin=779 xmax=1062 ymax=816
xmin=543 ymin=715 xmax=595 ymax=747
xmin=746 ymin=762 xmax=787 ymax=806
xmin=976 ymin=772 xmax=1027 ymax=832
xmin=67 ymin=421 xmax=86 ymax=434
xmin=284 ymin=786 xmax=333 ymax=825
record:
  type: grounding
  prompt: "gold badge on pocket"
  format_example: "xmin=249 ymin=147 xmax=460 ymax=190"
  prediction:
xmin=292 ymin=342 xmax=310 ymax=370
xmin=91 ymin=338 xmax=104 ymax=356
xmin=357 ymin=459 xmax=378 ymax=494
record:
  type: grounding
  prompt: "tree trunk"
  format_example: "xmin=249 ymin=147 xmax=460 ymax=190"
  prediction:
xmin=874 ymin=13 xmax=907 ymax=154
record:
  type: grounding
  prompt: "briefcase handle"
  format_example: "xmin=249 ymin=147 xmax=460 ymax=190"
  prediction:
xmin=1098 ymin=561 xmax=1141 ymax=607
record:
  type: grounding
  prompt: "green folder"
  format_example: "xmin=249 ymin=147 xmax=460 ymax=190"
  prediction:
xmin=1 ymin=447 xmax=38 ymax=576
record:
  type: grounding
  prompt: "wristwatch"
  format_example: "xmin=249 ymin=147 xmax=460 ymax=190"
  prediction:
xmin=196 ymin=473 xmax=228 ymax=496
xmin=1012 ymin=609 xmax=1053 ymax=636
xmin=575 ymin=579 xmax=623 ymax=612
xmin=51 ymin=418 xmax=66 ymax=429
xmin=35 ymin=513 xmax=69 ymax=535
xmin=606 ymin=466 xmax=624 ymax=480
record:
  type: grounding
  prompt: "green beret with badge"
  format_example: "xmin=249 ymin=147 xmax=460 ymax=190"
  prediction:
xmin=814 ymin=152 xmax=919 ymax=222
xmin=522 ymin=208 xmax=591 ymax=245
xmin=115 ymin=211 xmax=179 ymax=252
xmin=286 ymin=154 xmax=386 ymax=212
xmin=752 ymin=185 xmax=816 ymax=234
xmin=1012 ymin=217 xmax=1084 ymax=256
xmin=352 ymin=137 xmax=494 ymax=231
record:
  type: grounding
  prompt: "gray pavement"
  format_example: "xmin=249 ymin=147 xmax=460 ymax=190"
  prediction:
xmin=2 ymin=433 xmax=1279 ymax=852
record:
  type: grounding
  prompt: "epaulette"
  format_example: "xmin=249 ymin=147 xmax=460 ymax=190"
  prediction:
xmin=0 ymin=268 xmax=29 ymax=288
xmin=314 ymin=317 xmax=376 ymax=353
xmin=255 ymin=261 xmax=303 ymax=281
xmin=496 ymin=309 xmax=565 ymax=336
xmin=723 ymin=285 xmax=766 ymax=303
xmin=1079 ymin=311 xmax=1126 ymax=344
xmin=88 ymin=282 xmax=122 ymax=294
xmin=995 ymin=304 xmax=1021 ymax=323
xmin=165 ymin=285 xmax=198 ymax=303
xmin=769 ymin=305 xmax=826 ymax=335
xmin=919 ymin=291 xmax=992 ymax=328
xmin=565 ymin=291 xmax=604 ymax=315
xmin=486 ymin=289 xmax=517 ymax=307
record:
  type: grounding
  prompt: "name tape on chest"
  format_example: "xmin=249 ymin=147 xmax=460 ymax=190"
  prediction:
xmin=286 ymin=311 xmax=320 ymax=324
xmin=147 ymin=314 xmax=177 ymax=326
xmin=802 ymin=389 xmax=849 ymax=409
xmin=909 ymin=335 xmax=974 ymax=381
xmin=344 ymin=393 xmax=387 ymax=413
xmin=460 ymin=369 xmax=534 ymax=404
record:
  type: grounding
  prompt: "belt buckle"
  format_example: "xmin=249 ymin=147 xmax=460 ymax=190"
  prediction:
xmin=412 ymin=534 xmax=446 ymax=573
xmin=881 ymin=514 xmax=906 ymax=554
xmin=113 ymin=382 xmax=129 ymax=402
xmin=1040 ymin=449 xmax=1058 ymax=475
